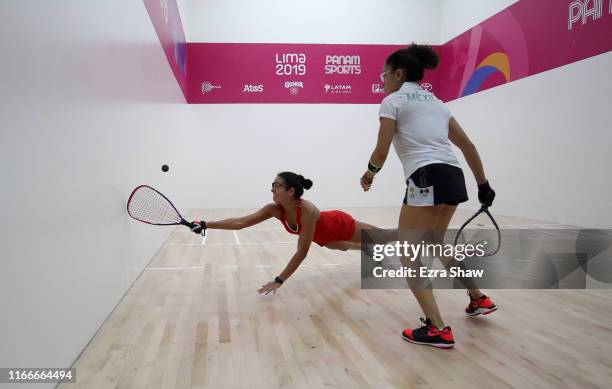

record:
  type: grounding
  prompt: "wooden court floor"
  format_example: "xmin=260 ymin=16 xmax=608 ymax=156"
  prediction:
xmin=60 ymin=208 xmax=612 ymax=389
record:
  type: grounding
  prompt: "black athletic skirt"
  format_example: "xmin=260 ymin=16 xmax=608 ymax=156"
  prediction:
xmin=403 ymin=163 xmax=468 ymax=206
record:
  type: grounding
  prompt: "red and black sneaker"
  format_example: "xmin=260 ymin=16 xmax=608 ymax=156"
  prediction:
xmin=402 ymin=318 xmax=455 ymax=349
xmin=465 ymin=292 xmax=497 ymax=316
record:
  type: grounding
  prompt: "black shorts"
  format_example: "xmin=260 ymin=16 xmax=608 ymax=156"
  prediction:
xmin=403 ymin=163 xmax=468 ymax=206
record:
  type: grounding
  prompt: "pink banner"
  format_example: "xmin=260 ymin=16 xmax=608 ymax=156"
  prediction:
xmin=145 ymin=0 xmax=612 ymax=104
xmin=438 ymin=0 xmax=612 ymax=101
xmin=187 ymin=44 xmax=440 ymax=104
xmin=143 ymin=0 xmax=188 ymax=100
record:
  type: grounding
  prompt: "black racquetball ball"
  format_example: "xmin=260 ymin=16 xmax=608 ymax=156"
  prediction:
xmin=161 ymin=164 xmax=169 ymax=172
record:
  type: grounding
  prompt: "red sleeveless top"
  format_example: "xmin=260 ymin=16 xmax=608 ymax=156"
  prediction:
xmin=278 ymin=199 xmax=356 ymax=246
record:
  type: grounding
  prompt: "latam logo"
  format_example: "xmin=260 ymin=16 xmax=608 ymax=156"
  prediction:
xmin=284 ymin=81 xmax=304 ymax=96
xmin=371 ymin=84 xmax=385 ymax=94
xmin=324 ymin=84 xmax=352 ymax=94
xmin=325 ymin=55 xmax=361 ymax=75
xmin=420 ymin=83 xmax=433 ymax=91
xmin=201 ymin=82 xmax=221 ymax=94
xmin=243 ymin=84 xmax=264 ymax=93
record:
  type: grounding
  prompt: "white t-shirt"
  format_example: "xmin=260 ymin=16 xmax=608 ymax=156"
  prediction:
xmin=379 ymin=82 xmax=461 ymax=181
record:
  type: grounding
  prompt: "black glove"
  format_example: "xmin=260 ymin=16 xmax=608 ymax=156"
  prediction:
xmin=478 ymin=181 xmax=495 ymax=207
xmin=190 ymin=220 xmax=207 ymax=235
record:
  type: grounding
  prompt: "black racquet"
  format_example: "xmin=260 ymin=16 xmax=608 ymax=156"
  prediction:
xmin=127 ymin=185 xmax=205 ymax=235
xmin=453 ymin=205 xmax=501 ymax=257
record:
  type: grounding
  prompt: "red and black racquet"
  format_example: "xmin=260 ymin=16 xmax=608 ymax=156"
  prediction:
xmin=127 ymin=185 xmax=205 ymax=235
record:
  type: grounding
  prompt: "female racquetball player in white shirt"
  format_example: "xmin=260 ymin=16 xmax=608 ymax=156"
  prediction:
xmin=360 ymin=44 xmax=497 ymax=349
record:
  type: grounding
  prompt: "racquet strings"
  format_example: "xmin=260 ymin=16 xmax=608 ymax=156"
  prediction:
xmin=453 ymin=206 xmax=501 ymax=257
xmin=127 ymin=186 xmax=183 ymax=225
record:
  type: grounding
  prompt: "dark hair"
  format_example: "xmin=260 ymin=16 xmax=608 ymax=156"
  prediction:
xmin=385 ymin=43 xmax=439 ymax=82
xmin=277 ymin=172 xmax=313 ymax=199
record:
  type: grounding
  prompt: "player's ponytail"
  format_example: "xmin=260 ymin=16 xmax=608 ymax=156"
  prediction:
xmin=385 ymin=43 xmax=439 ymax=82
xmin=278 ymin=172 xmax=313 ymax=198
xmin=298 ymin=175 xmax=313 ymax=190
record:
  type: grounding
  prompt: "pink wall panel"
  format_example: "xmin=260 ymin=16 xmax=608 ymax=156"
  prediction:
xmin=145 ymin=0 xmax=612 ymax=104
xmin=439 ymin=0 xmax=612 ymax=101
xmin=187 ymin=43 xmax=440 ymax=104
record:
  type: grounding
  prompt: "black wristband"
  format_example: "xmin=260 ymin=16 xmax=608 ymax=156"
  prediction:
xmin=274 ymin=276 xmax=284 ymax=285
xmin=368 ymin=161 xmax=382 ymax=174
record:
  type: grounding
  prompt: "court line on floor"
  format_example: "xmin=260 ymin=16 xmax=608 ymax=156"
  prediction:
xmin=166 ymin=241 xmax=297 ymax=247
xmin=147 ymin=255 xmax=586 ymax=271
xmin=167 ymin=233 xmax=577 ymax=247
xmin=174 ymin=227 xmax=287 ymax=233
xmin=146 ymin=263 xmax=345 ymax=270
xmin=147 ymin=266 xmax=206 ymax=270
xmin=173 ymin=225 xmax=399 ymax=233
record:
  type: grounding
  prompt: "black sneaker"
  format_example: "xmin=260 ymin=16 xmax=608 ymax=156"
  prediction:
xmin=402 ymin=318 xmax=455 ymax=349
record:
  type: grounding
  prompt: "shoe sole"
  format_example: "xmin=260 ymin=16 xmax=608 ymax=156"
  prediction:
xmin=466 ymin=307 xmax=498 ymax=317
xmin=402 ymin=334 xmax=455 ymax=349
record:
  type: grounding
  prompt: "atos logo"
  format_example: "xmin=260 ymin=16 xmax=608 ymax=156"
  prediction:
xmin=243 ymin=84 xmax=264 ymax=93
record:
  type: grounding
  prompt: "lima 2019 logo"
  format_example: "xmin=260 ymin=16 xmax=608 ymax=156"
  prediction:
xmin=461 ymin=52 xmax=510 ymax=97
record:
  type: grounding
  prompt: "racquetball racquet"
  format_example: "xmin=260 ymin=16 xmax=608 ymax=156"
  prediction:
xmin=453 ymin=205 xmax=501 ymax=257
xmin=127 ymin=185 xmax=205 ymax=236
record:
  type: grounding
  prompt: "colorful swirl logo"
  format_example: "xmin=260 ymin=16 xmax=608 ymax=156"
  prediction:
xmin=461 ymin=52 xmax=510 ymax=97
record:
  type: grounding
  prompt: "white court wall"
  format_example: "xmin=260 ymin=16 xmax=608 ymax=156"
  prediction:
xmin=172 ymin=0 xmax=446 ymax=211
xmin=0 ymin=0 xmax=192 ymax=385
xmin=447 ymin=52 xmax=612 ymax=228
xmin=439 ymin=0 xmax=612 ymax=228
xmin=0 ymin=0 xmax=443 ymax=382
xmin=439 ymin=0 xmax=520 ymax=43
xmin=177 ymin=0 xmax=443 ymax=44
xmin=177 ymin=104 xmax=406 ymax=210
xmin=175 ymin=0 xmax=612 ymax=230
xmin=2 ymin=1 xmax=608 ymax=386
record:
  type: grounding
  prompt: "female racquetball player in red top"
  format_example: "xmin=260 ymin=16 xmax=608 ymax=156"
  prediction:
xmin=189 ymin=171 xmax=377 ymax=295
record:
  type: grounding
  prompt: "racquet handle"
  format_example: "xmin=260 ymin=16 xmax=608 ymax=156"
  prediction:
xmin=183 ymin=219 xmax=206 ymax=236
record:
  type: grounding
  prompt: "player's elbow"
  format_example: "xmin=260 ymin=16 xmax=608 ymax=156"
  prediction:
xmin=233 ymin=219 xmax=247 ymax=230
xmin=296 ymin=248 xmax=310 ymax=259
xmin=460 ymin=141 xmax=477 ymax=153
